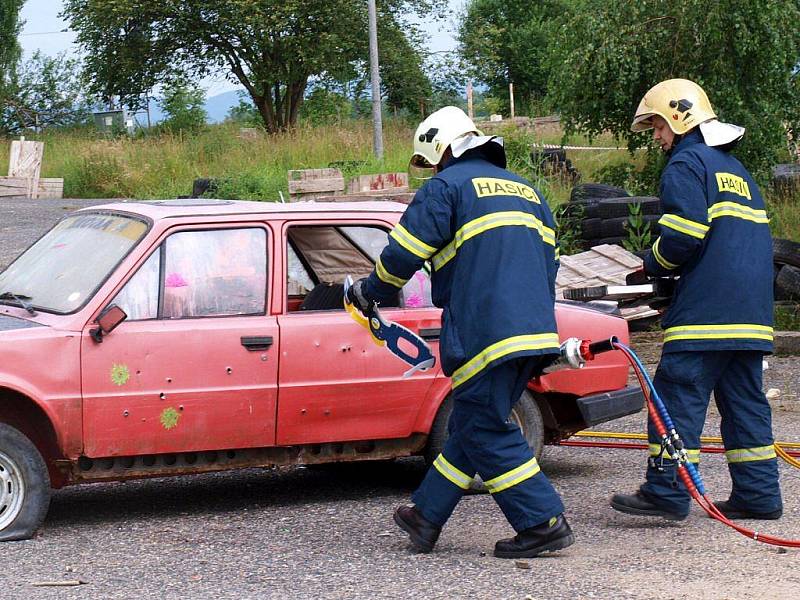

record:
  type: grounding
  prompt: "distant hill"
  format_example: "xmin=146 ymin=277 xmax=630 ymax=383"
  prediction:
xmin=129 ymin=88 xmax=246 ymax=126
xmin=204 ymin=89 xmax=246 ymax=123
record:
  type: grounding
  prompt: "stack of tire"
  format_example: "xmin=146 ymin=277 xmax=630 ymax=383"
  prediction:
xmin=772 ymin=164 xmax=800 ymax=196
xmin=530 ymin=148 xmax=580 ymax=183
xmin=774 ymin=238 xmax=800 ymax=301
xmin=562 ymin=183 xmax=663 ymax=250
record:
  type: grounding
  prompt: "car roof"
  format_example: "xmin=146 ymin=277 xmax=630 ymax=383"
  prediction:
xmin=76 ymin=198 xmax=408 ymax=220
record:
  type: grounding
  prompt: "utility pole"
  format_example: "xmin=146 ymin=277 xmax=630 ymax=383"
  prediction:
xmin=467 ymin=81 xmax=474 ymax=119
xmin=509 ymin=83 xmax=515 ymax=119
xmin=367 ymin=0 xmax=384 ymax=160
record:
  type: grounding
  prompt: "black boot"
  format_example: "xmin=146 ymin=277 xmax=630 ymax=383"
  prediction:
xmin=393 ymin=505 xmax=441 ymax=553
xmin=712 ymin=500 xmax=782 ymax=520
xmin=493 ymin=514 xmax=575 ymax=559
xmin=610 ymin=490 xmax=687 ymax=521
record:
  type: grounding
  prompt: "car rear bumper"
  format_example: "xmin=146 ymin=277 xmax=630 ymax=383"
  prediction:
xmin=576 ymin=385 xmax=645 ymax=427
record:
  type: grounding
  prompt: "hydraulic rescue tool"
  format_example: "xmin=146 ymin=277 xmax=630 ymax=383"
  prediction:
xmin=343 ymin=275 xmax=436 ymax=377
xmin=569 ymin=335 xmax=800 ymax=549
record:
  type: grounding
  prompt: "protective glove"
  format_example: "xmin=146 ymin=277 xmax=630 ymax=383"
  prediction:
xmin=625 ymin=268 xmax=649 ymax=286
xmin=346 ymin=277 xmax=374 ymax=313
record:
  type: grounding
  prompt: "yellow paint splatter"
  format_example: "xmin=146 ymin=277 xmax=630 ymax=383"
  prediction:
xmin=111 ymin=363 xmax=130 ymax=386
xmin=160 ymin=407 xmax=180 ymax=430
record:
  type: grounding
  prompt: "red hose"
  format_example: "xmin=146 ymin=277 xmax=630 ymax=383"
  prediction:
xmin=611 ymin=343 xmax=800 ymax=548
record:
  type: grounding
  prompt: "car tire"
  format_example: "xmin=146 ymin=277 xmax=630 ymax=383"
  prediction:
xmin=775 ymin=264 xmax=800 ymax=301
xmin=773 ymin=238 xmax=800 ymax=269
xmin=570 ymin=183 xmax=630 ymax=202
xmin=423 ymin=390 xmax=546 ymax=493
xmin=600 ymin=215 xmax=661 ymax=238
xmin=597 ymin=196 xmax=662 ymax=219
xmin=580 ymin=218 xmax=603 ymax=240
xmin=585 ymin=236 xmax=625 ymax=249
xmin=0 ymin=423 xmax=51 ymax=542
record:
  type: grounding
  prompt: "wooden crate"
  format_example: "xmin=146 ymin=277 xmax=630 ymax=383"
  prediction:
xmin=287 ymin=168 xmax=345 ymax=200
xmin=345 ymin=172 xmax=409 ymax=195
xmin=0 ymin=177 xmax=32 ymax=197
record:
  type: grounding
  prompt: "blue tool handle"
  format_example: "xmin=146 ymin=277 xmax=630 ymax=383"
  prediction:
xmin=385 ymin=328 xmax=434 ymax=367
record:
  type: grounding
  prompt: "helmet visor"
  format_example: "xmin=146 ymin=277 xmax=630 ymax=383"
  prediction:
xmin=408 ymin=154 xmax=436 ymax=190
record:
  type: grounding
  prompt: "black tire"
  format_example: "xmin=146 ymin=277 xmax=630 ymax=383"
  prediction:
xmin=586 ymin=236 xmax=625 ymax=249
xmin=558 ymin=199 xmax=600 ymax=220
xmin=773 ymin=238 xmax=800 ymax=268
xmin=775 ymin=264 xmax=800 ymax=301
xmin=600 ymin=214 xmax=661 ymax=238
xmin=423 ymin=390 xmax=546 ymax=493
xmin=0 ymin=423 xmax=51 ymax=542
xmin=570 ymin=183 xmax=630 ymax=202
xmin=581 ymin=218 xmax=603 ymax=240
xmin=772 ymin=164 xmax=800 ymax=194
xmin=597 ymin=196 xmax=662 ymax=219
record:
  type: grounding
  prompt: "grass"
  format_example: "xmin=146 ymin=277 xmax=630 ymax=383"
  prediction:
xmin=0 ymin=119 xmax=414 ymax=200
xmin=0 ymin=117 xmax=796 ymax=241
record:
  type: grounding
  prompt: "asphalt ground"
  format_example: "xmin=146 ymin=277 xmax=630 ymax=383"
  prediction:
xmin=0 ymin=198 xmax=799 ymax=600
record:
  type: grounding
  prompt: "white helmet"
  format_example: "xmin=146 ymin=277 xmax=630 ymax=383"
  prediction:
xmin=411 ymin=106 xmax=482 ymax=168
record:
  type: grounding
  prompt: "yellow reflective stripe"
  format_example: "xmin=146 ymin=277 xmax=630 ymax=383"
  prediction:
xmin=432 ymin=211 xmax=555 ymax=271
xmin=708 ymin=201 xmax=769 ymax=224
xmin=554 ymin=246 xmax=561 ymax=261
xmin=484 ymin=457 xmax=541 ymax=493
xmin=664 ymin=324 xmax=774 ymax=343
xmin=649 ymin=444 xmax=700 ymax=463
xmin=725 ymin=445 xmax=777 ymax=464
xmin=658 ymin=213 xmax=710 ymax=240
xmin=451 ymin=333 xmax=560 ymax=389
xmin=375 ymin=257 xmax=407 ymax=288
xmin=433 ymin=454 xmax=474 ymax=489
xmin=390 ymin=224 xmax=437 ymax=259
xmin=472 ymin=177 xmax=540 ymax=203
xmin=652 ymin=237 xmax=678 ymax=270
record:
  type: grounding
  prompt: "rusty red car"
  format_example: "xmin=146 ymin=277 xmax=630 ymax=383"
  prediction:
xmin=0 ymin=199 xmax=642 ymax=540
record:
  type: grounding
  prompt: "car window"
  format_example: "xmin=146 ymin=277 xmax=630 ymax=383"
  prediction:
xmin=0 ymin=213 xmax=148 ymax=314
xmin=286 ymin=224 xmax=433 ymax=312
xmin=112 ymin=250 xmax=160 ymax=320
xmin=113 ymin=227 xmax=268 ymax=320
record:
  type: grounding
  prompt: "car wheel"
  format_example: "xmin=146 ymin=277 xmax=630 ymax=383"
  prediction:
xmin=423 ymin=390 xmax=546 ymax=493
xmin=0 ymin=423 xmax=51 ymax=542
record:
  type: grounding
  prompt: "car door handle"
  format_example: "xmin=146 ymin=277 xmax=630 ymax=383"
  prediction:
xmin=241 ymin=336 xmax=274 ymax=351
xmin=418 ymin=328 xmax=440 ymax=340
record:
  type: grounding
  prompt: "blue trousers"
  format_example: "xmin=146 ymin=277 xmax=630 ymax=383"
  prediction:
xmin=641 ymin=350 xmax=782 ymax=515
xmin=412 ymin=356 xmax=565 ymax=532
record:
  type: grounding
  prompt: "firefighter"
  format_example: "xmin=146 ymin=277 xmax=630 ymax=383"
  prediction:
xmin=347 ymin=106 xmax=573 ymax=558
xmin=611 ymin=79 xmax=783 ymax=521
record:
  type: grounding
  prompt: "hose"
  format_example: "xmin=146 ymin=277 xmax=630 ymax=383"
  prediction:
xmin=564 ymin=432 xmax=800 ymax=463
xmin=608 ymin=340 xmax=800 ymax=548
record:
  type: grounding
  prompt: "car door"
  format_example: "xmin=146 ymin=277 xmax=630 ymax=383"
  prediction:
xmin=276 ymin=220 xmax=441 ymax=446
xmin=81 ymin=225 xmax=279 ymax=457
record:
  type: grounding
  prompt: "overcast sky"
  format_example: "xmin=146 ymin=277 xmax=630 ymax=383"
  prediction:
xmin=19 ymin=0 xmax=464 ymax=97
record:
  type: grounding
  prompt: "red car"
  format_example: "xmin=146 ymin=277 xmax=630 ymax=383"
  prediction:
xmin=0 ymin=199 xmax=642 ymax=540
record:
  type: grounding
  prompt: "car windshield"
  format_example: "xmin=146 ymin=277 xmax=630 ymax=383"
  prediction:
xmin=0 ymin=212 xmax=148 ymax=313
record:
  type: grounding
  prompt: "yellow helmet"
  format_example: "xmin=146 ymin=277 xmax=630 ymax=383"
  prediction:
xmin=631 ymin=79 xmax=717 ymax=135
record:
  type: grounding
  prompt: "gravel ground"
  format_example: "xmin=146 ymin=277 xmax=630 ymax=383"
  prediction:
xmin=1 ymin=198 xmax=799 ymax=600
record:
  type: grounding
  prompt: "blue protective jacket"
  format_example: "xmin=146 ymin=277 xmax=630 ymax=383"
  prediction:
xmin=364 ymin=146 xmax=560 ymax=389
xmin=643 ymin=129 xmax=773 ymax=353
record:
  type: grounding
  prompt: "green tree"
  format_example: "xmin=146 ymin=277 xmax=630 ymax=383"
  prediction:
xmin=458 ymin=0 xmax=568 ymax=114
xmin=63 ymin=0 xmax=439 ymax=133
xmin=0 ymin=0 xmax=24 ymax=116
xmin=547 ymin=0 xmax=800 ymax=180
xmin=2 ymin=51 xmax=93 ymax=132
xmin=158 ymin=79 xmax=207 ymax=132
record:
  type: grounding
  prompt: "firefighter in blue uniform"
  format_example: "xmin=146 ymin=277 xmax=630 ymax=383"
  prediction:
xmin=347 ymin=106 xmax=574 ymax=558
xmin=611 ymin=79 xmax=783 ymax=521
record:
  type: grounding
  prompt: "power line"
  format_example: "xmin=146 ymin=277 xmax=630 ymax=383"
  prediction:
xmin=20 ymin=29 xmax=71 ymax=36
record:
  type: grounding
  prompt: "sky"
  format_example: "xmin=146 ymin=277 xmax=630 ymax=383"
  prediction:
xmin=18 ymin=0 xmax=465 ymax=98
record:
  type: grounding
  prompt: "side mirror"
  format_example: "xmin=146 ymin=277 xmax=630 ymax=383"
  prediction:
xmin=90 ymin=304 xmax=128 ymax=343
